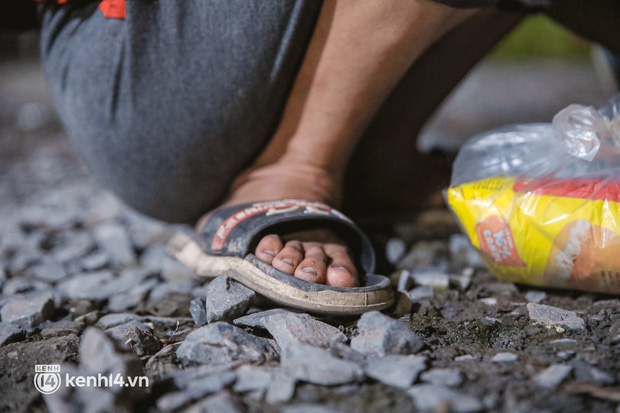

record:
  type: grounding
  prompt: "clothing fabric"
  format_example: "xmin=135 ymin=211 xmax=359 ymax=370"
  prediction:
xmin=40 ymin=0 xmax=323 ymax=223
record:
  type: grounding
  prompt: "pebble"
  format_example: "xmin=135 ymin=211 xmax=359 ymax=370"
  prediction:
xmin=491 ymin=352 xmax=518 ymax=363
xmin=25 ymin=258 xmax=66 ymax=282
xmin=79 ymin=327 xmax=145 ymax=388
xmin=93 ymin=222 xmax=137 ymax=267
xmin=189 ymin=298 xmax=207 ymax=327
xmin=385 ymin=238 xmax=407 ymax=265
xmin=185 ymin=392 xmax=244 ymax=413
xmin=421 ymin=368 xmax=463 ymax=387
xmin=234 ymin=309 xmax=346 ymax=350
xmin=534 ymin=364 xmax=572 ymax=389
xmin=0 ymin=291 xmax=55 ymax=328
xmin=105 ymin=320 xmax=153 ymax=341
xmin=408 ymin=384 xmax=482 ymax=413
xmin=205 ymin=276 xmax=255 ymax=323
xmin=146 ymin=291 xmax=193 ymax=317
xmin=0 ymin=322 xmax=25 ymax=346
xmin=550 ymin=339 xmax=577 ymax=346
xmin=481 ymin=317 xmax=501 ymax=326
xmin=40 ymin=320 xmax=84 ymax=339
xmin=455 ymin=354 xmax=480 ymax=362
xmin=176 ymin=322 xmax=278 ymax=366
xmin=282 ymin=405 xmax=344 ymax=413
xmin=56 ymin=271 xmax=115 ymax=301
xmin=121 ymin=326 xmax=162 ymax=356
xmin=233 ymin=365 xmax=295 ymax=402
xmin=479 ymin=297 xmax=498 ymax=306
xmin=411 ymin=270 xmax=450 ymax=289
xmin=157 ymin=372 xmax=236 ymax=411
xmin=557 ymin=351 xmax=575 ymax=360
xmin=96 ymin=313 xmax=142 ymax=329
xmin=79 ymin=252 xmax=109 ymax=271
xmin=525 ymin=291 xmax=547 ymax=303
xmin=527 ymin=303 xmax=586 ymax=332
xmin=281 ymin=341 xmax=364 ymax=385
xmin=572 ymin=360 xmax=616 ymax=385
xmin=52 ymin=231 xmax=95 ymax=263
xmin=407 ymin=286 xmax=434 ymax=303
xmin=350 ymin=311 xmax=423 ymax=357
xmin=108 ymin=278 xmax=159 ymax=313
xmin=365 ymin=355 xmax=427 ymax=388
xmin=141 ymin=245 xmax=195 ymax=283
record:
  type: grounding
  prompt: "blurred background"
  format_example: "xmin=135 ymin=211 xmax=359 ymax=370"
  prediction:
xmin=0 ymin=11 xmax=617 ymax=210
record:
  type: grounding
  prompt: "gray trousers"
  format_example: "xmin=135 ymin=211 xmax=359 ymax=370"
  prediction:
xmin=39 ymin=0 xmax=619 ymax=223
xmin=40 ymin=0 xmax=322 ymax=223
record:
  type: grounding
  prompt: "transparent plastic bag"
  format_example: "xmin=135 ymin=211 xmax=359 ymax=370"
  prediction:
xmin=446 ymin=94 xmax=620 ymax=294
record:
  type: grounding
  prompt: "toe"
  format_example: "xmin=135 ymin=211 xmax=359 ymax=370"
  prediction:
xmin=324 ymin=244 xmax=359 ymax=287
xmin=294 ymin=243 xmax=328 ymax=284
xmin=272 ymin=240 xmax=304 ymax=275
xmin=255 ymin=234 xmax=283 ymax=265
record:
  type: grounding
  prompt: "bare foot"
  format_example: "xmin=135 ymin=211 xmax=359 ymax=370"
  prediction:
xmin=197 ymin=161 xmax=360 ymax=287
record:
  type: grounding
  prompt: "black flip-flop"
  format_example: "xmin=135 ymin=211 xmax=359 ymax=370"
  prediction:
xmin=167 ymin=199 xmax=394 ymax=315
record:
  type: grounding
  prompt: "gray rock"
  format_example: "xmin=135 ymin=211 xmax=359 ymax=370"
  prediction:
xmin=96 ymin=313 xmax=142 ymax=329
xmin=190 ymin=298 xmax=207 ymax=327
xmin=386 ymin=238 xmax=407 ymax=265
xmin=407 ymin=286 xmax=434 ymax=303
xmin=234 ymin=309 xmax=346 ymax=350
xmin=350 ymin=311 xmax=423 ymax=357
xmin=557 ymin=351 xmax=575 ymax=360
xmin=206 ymin=276 xmax=255 ymax=323
xmin=455 ymin=355 xmax=480 ymax=362
xmin=0 ymin=291 xmax=54 ymax=328
xmin=185 ymin=392 xmax=244 ymax=413
xmin=450 ymin=268 xmax=473 ymax=291
xmin=0 ymin=322 xmax=25 ymax=346
xmin=146 ymin=291 xmax=193 ymax=317
xmin=491 ymin=352 xmax=518 ymax=363
xmin=41 ymin=320 xmax=85 ymax=339
xmin=141 ymin=245 xmax=195 ymax=283
xmin=329 ymin=342 xmax=368 ymax=365
xmin=56 ymin=271 xmax=115 ymax=301
xmin=176 ymin=322 xmax=278 ymax=366
xmin=534 ymin=364 xmax=572 ymax=389
xmin=527 ymin=303 xmax=586 ymax=332
xmin=93 ymin=222 xmax=136 ymax=267
xmin=411 ymin=270 xmax=450 ymax=289
xmin=80 ymin=252 xmax=109 ymax=271
xmin=281 ymin=341 xmax=364 ymax=385
xmin=479 ymin=297 xmax=497 ymax=306
xmin=525 ymin=291 xmax=547 ymax=303
xmin=170 ymin=362 xmax=241 ymax=389
xmin=157 ymin=372 xmax=236 ymax=411
xmin=105 ymin=320 xmax=153 ymax=341
xmin=421 ymin=368 xmax=463 ymax=387
xmin=26 ymin=258 xmax=66 ymax=282
xmin=121 ymin=326 xmax=162 ymax=356
xmin=233 ymin=365 xmax=273 ymax=398
xmin=265 ymin=371 xmax=297 ymax=404
xmin=365 ymin=355 xmax=427 ymax=388
xmin=1 ymin=277 xmax=48 ymax=296
xmin=481 ymin=317 xmax=501 ymax=326
xmin=53 ymin=231 xmax=96 ymax=263
xmin=79 ymin=327 xmax=145 ymax=390
xmin=408 ymin=384 xmax=482 ymax=413
xmin=549 ymin=338 xmax=577 ymax=346
xmin=282 ymin=405 xmax=345 ymax=413
xmin=108 ymin=278 xmax=159 ymax=313
xmin=572 ymin=360 xmax=616 ymax=385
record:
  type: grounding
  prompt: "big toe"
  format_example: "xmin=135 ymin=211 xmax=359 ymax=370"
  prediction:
xmin=255 ymin=234 xmax=283 ymax=265
xmin=324 ymin=244 xmax=359 ymax=287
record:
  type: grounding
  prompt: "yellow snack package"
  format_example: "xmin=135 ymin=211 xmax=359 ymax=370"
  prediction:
xmin=447 ymin=175 xmax=620 ymax=294
xmin=446 ymin=96 xmax=620 ymax=294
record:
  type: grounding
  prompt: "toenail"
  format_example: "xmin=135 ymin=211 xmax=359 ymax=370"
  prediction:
xmin=281 ymin=258 xmax=296 ymax=267
xmin=301 ymin=267 xmax=317 ymax=276
xmin=263 ymin=249 xmax=277 ymax=257
xmin=330 ymin=266 xmax=349 ymax=272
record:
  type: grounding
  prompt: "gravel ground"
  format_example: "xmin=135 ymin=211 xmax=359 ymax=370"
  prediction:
xmin=1 ymin=55 xmax=619 ymax=413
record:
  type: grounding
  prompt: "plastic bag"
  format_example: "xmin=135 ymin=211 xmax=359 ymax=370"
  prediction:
xmin=446 ymin=94 xmax=620 ymax=294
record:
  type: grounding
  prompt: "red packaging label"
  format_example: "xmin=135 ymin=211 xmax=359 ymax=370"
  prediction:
xmin=476 ymin=215 xmax=526 ymax=267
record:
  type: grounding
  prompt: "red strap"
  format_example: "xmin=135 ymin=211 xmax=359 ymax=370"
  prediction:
xmin=98 ymin=0 xmax=126 ymax=19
